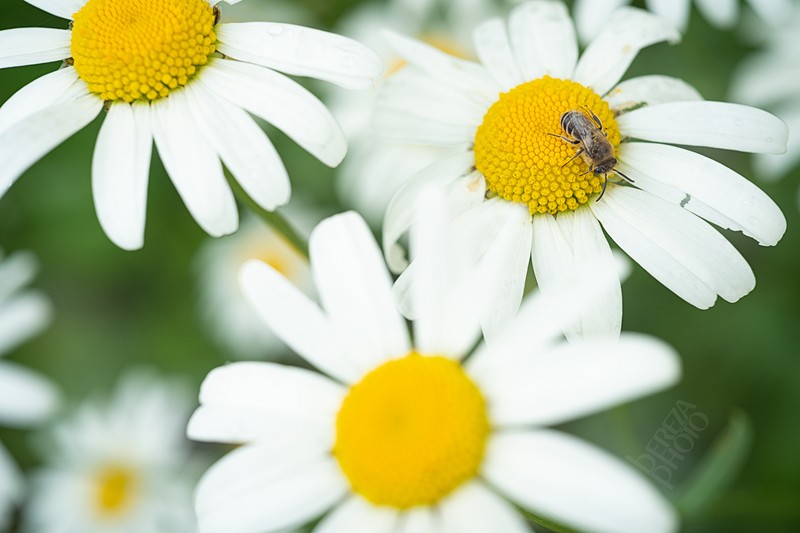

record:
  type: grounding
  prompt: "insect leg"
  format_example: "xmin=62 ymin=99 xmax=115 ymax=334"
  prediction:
xmin=562 ymin=148 xmax=585 ymax=167
xmin=547 ymin=133 xmax=580 ymax=145
xmin=596 ymin=174 xmax=609 ymax=202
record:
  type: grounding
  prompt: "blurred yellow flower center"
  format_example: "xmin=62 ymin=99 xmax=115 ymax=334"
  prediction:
xmin=94 ymin=465 xmax=137 ymax=516
xmin=387 ymin=34 xmax=468 ymax=76
xmin=334 ymin=353 xmax=489 ymax=509
xmin=474 ymin=76 xmax=621 ymax=215
xmin=71 ymin=0 xmax=217 ymax=102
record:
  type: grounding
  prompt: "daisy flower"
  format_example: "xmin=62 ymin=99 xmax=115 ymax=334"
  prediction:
xmin=0 ymin=0 xmax=382 ymax=250
xmin=330 ymin=0 xmax=499 ymax=225
xmin=188 ymin=205 xmax=682 ymax=533
xmin=25 ymin=370 xmax=199 ymax=533
xmin=195 ymin=209 xmax=315 ymax=360
xmin=376 ymin=1 xmax=787 ymax=340
xmin=731 ymin=4 xmax=800 ymax=184
xmin=573 ymin=0 xmax=794 ymax=42
xmin=0 ymin=249 xmax=59 ymax=530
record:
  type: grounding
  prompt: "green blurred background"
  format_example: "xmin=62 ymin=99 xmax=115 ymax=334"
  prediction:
xmin=1 ymin=0 xmax=798 ymax=531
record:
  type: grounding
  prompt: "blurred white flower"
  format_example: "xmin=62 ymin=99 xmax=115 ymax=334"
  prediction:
xmin=573 ymin=0 xmax=794 ymax=42
xmin=195 ymin=209 xmax=315 ymax=360
xmin=0 ymin=250 xmax=59 ymax=530
xmin=0 ymin=0 xmax=382 ymax=250
xmin=188 ymin=205 xmax=681 ymax=533
xmin=731 ymin=5 xmax=800 ymax=183
xmin=330 ymin=0 xmax=500 ymax=225
xmin=25 ymin=370 xmax=198 ymax=533
xmin=375 ymin=1 xmax=787 ymax=341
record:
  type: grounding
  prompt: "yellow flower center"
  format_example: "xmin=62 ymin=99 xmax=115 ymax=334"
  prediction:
xmin=70 ymin=0 xmax=218 ymax=102
xmin=334 ymin=353 xmax=489 ymax=509
xmin=93 ymin=465 xmax=138 ymax=516
xmin=474 ymin=76 xmax=621 ymax=215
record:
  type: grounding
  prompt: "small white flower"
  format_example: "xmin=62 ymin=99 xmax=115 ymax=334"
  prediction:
xmin=195 ymin=209 xmax=315 ymax=360
xmin=0 ymin=250 xmax=59 ymax=530
xmin=0 ymin=0 xmax=382 ymax=250
xmin=188 ymin=205 xmax=682 ymax=533
xmin=330 ymin=0 xmax=499 ymax=225
xmin=376 ymin=1 xmax=787 ymax=341
xmin=25 ymin=370 xmax=198 ymax=533
xmin=573 ymin=0 xmax=794 ymax=42
xmin=731 ymin=5 xmax=800 ymax=183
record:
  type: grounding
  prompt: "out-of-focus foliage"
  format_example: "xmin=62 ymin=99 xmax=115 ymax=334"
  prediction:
xmin=0 ymin=0 xmax=798 ymax=532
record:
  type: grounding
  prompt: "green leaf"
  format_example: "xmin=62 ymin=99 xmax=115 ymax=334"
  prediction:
xmin=674 ymin=409 xmax=753 ymax=517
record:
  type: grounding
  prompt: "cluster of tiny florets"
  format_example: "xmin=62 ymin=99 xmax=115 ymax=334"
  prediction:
xmin=474 ymin=76 xmax=621 ymax=215
xmin=334 ymin=353 xmax=489 ymax=508
xmin=70 ymin=0 xmax=217 ymax=102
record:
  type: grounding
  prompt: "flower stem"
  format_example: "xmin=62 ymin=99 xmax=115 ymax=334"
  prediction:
xmin=225 ymin=174 xmax=310 ymax=260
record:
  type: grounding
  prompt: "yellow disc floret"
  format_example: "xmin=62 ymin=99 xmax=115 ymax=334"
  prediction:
xmin=474 ymin=76 xmax=621 ymax=215
xmin=71 ymin=0 xmax=217 ymax=102
xmin=93 ymin=465 xmax=138 ymax=516
xmin=334 ymin=353 xmax=489 ymax=509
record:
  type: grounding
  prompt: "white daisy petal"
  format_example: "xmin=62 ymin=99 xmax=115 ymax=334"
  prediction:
xmin=185 ymin=82 xmax=290 ymax=211
xmin=573 ymin=7 xmax=680 ymax=96
xmin=616 ymin=101 xmax=789 ymax=154
xmin=480 ymin=333 xmax=680 ymax=427
xmin=0 ymin=29 xmax=71 ymax=69
xmin=647 ymin=0 xmax=692 ymax=31
xmin=605 ymin=75 xmax=702 ymax=112
xmin=411 ymin=188 xmax=480 ymax=359
xmin=92 ymin=102 xmax=152 ymax=251
xmin=0 ymin=251 xmax=39 ymax=306
xmin=199 ymin=58 xmax=346 ymax=167
xmin=473 ymin=18 xmax=524 ymax=92
xmin=531 ymin=212 xmax=622 ymax=342
xmin=196 ymin=445 xmax=347 ymax=533
xmin=574 ymin=0 xmax=630 ymax=43
xmin=549 ymin=208 xmax=622 ymax=341
xmin=0 ymin=441 xmax=23 ymax=529
xmin=439 ymin=481 xmax=530 ymax=533
xmin=396 ymin=507 xmax=438 ymax=533
xmin=23 ymin=0 xmax=86 ymax=19
xmin=591 ymin=187 xmax=755 ymax=308
xmin=0 ymin=67 xmax=81 ymax=135
xmin=151 ymin=90 xmax=238 ymax=237
xmin=484 ymin=430 xmax=678 ymax=533
xmin=238 ymin=260 xmax=359 ymax=383
xmin=467 ymin=253 xmax=630 ymax=376
xmin=475 ymin=202 xmax=533 ymax=341
xmin=746 ymin=0 xmax=794 ymax=26
xmin=310 ymin=212 xmax=411 ymax=375
xmin=188 ymin=362 xmax=344 ymax=445
xmin=0 ymin=361 xmax=59 ymax=426
xmin=508 ymin=1 xmax=578 ymax=80
xmin=0 ymin=291 xmax=51 ymax=356
xmin=383 ymin=152 xmax=475 ymax=273
xmin=754 ymin=104 xmax=800 ymax=179
xmin=375 ymin=68 xmax=489 ymax=146
xmin=694 ymin=0 xmax=738 ymax=28
xmin=0 ymin=95 xmax=101 ymax=200
xmin=314 ymin=496 xmax=399 ymax=533
xmin=216 ymin=23 xmax=382 ymax=90
xmin=619 ymin=142 xmax=786 ymax=246
xmin=383 ymin=30 xmax=499 ymax=98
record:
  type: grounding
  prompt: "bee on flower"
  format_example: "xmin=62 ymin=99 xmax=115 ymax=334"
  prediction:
xmin=0 ymin=0 xmax=382 ymax=250
xmin=376 ymin=1 xmax=788 ymax=341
